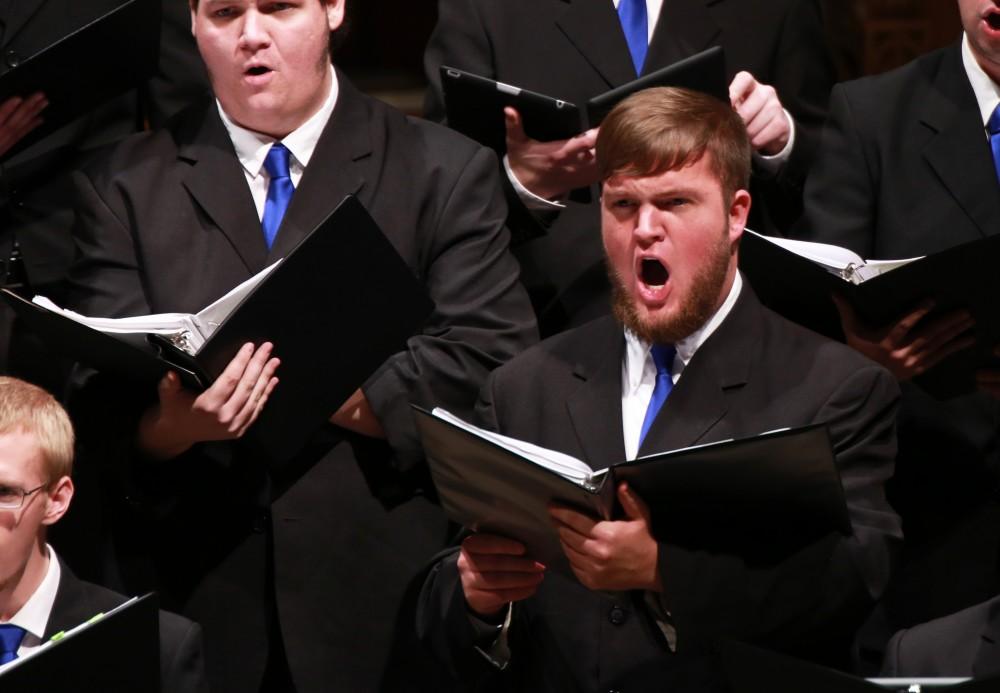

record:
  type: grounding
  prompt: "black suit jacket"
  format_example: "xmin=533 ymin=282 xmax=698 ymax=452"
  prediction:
xmin=0 ymin=0 xmax=140 ymax=384
xmin=880 ymin=595 xmax=1000 ymax=678
xmin=63 ymin=74 xmax=537 ymax=693
xmin=45 ymin=561 xmax=208 ymax=693
xmin=423 ymin=0 xmax=835 ymax=334
xmin=798 ymin=42 xmax=1000 ymax=628
xmin=419 ymin=284 xmax=902 ymax=692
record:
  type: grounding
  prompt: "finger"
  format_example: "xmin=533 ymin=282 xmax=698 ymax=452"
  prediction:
xmin=617 ymin=482 xmax=651 ymax=522
xmin=746 ymin=109 xmax=788 ymax=151
xmin=232 ymin=354 xmax=281 ymax=432
xmin=467 ymin=584 xmax=541 ymax=605
xmin=908 ymin=311 xmax=974 ymax=355
xmin=504 ymin=106 xmax=527 ymax=143
xmin=156 ymin=370 xmax=184 ymax=402
xmin=5 ymin=93 xmax=47 ymax=132
xmin=462 ymin=533 xmax=529 ymax=556
xmin=201 ymin=342 xmax=256 ymax=409
xmin=240 ymin=375 xmax=279 ymax=436
xmin=461 ymin=553 xmax=545 ymax=573
xmin=906 ymin=334 xmax=976 ymax=376
xmin=464 ymin=570 xmax=545 ymax=591
xmin=728 ymin=71 xmax=755 ymax=106
xmin=884 ymin=301 xmax=935 ymax=346
xmin=574 ymin=127 xmax=599 ymax=149
xmin=219 ymin=342 xmax=275 ymax=427
xmin=548 ymin=504 xmax=598 ymax=535
xmin=0 ymin=96 xmax=23 ymax=124
xmin=976 ymin=369 xmax=1000 ymax=399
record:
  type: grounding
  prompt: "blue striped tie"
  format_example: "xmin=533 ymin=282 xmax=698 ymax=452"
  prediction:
xmin=638 ymin=343 xmax=675 ymax=448
xmin=262 ymin=143 xmax=295 ymax=249
xmin=618 ymin=0 xmax=648 ymax=76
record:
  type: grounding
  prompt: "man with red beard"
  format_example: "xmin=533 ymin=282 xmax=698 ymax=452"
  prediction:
xmin=418 ymin=87 xmax=902 ymax=691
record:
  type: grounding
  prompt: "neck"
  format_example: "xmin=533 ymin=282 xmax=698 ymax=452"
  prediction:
xmin=0 ymin=538 xmax=47 ymax=621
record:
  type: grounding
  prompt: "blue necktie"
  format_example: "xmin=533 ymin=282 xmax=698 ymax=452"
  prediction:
xmin=617 ymin=0 xmax=648 ymax=76
xmin=262 ymin=143 xmax=295 ymax=250
xmin=988 ymin=104 xmax=1000 ymax=186
xmin=638 ymin=344 xmax=675 ymax=448
xmin=0 ymin=624 xmax=26 ymax=665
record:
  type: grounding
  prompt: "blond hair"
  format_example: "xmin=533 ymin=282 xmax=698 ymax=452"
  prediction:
xmin=0 ymin=377 xmax=74 ymax=482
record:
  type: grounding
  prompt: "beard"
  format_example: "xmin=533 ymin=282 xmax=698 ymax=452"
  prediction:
xmin=609 ymin=228 xmax=733 ymax=344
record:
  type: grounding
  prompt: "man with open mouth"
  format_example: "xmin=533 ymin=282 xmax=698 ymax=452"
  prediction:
xmin=419 ymin=86 xmax=902 ymax=692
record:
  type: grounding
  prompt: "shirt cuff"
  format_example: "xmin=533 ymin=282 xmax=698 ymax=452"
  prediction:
xmin=470 ymin=602 xmax=514 ymax=670
xmin=753 ymin=109 xmax=795 ymax=174
xmin=504 ymin=155 xmax=567 ymax=211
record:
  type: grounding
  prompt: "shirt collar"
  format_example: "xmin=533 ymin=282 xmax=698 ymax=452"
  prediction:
xmin=623 ymin=271 xmax=742 ymax=389
xmin=962 ymin=32 xmax=1000 ymax=128
xmin=3 ymin=544 xmax=61 ymax=641
xmin=217 ymin=68 xmax=339 ymax=179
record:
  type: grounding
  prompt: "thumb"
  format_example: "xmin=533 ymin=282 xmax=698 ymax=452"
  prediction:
xmin=504 ymin=106 xmax=527 ymax=142
xmin=157 ymin=370 xmax=182 ymax=399
xmin=618 ymin=482 xmax=650 ymax=522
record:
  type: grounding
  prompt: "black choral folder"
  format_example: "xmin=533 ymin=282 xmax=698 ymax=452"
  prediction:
xmin=440 ymin=46 xmax=727 ymax=153
xmin=3 ymin=195 xmax=435 ymax=463
xmin=0 ymin=0 xmax=161 ymax=160
xmin=739 ymin=230 xmax=1000 ymax=400
xmin=414 ymin=407 xmax=849 ymax=575
xmin=0 ymin=593 xmax=160 ymax=693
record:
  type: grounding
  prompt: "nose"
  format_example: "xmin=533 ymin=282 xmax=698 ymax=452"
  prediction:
xmin=633 ymin=204 xmax=665 ymax=244
xmin=238 ymin=9 xmax=270 ymax=51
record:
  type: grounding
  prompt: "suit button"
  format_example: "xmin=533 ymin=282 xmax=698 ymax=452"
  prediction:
xmin=609 ymin=605 xmax=626 ymax=625
xmin=5 ymin=50 xmax=19 ymax=68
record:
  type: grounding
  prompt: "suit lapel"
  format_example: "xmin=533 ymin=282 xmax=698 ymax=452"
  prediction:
xmin=43 ymin=561 xmax=118 ymax=639
xmin=566 ymin=318 xmax=629 ymax=466
xmin=638 ymin=281 xmax=756 ymax=455
xmin=555 ymin=0 xmax=637 ymax=88
xmin=644 ymin=0 xmax=721 ymax=75
xmin=268 ymin=72 xmax=374 ymax=260
xmin=920 ymin=44 xmax=1000 ymax=241
xmin=178 ymin=106 xmax=269 ymax=273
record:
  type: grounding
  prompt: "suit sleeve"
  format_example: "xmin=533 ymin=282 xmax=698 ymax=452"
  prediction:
xmin=158 ymin=613 xmax=211 ymax=693
xmin=795 ymin=83 xmax=879 ymax=256
xmin=657 ymin=364 xmax=901 ymax=654
xmin=359 ymin=142 xmax=538 ymax=503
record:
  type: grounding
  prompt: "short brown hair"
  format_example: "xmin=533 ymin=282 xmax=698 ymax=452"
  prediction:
xmin=596 ymin=87 xmax=751 ymax=202
xmin=0 ymin=377 xmax=74 ymax=482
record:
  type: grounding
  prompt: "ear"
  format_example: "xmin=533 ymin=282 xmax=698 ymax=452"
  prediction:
xmin=190 ymin=1 xmax=198 ymax=38
xmin=326 ymin=0 xmax=346 ymax=32
xmin=728 ymin=189 xmax=751 ymax=244
xmin=41 ymin=476 xmax=74 ymax=527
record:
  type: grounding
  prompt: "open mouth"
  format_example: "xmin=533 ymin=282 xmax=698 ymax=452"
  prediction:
xmin=245 ymin=66 xmax=271 ymax=76
xmin=986 ymin=10 xmax=1000 ymax=30
xmin=639 ymin=257 xmax=669 ymax=288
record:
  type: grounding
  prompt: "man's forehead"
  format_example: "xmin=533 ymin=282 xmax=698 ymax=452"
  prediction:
xmin=604 ymin=160 xmax=717 ymax=194
xmin=0 ymin=429 xmax=45 ymax=475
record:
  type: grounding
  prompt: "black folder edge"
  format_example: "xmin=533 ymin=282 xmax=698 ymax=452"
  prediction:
xmin=1 ymin=0 xmax=161 ymax=160
xmin=720 ymin=640 xmax=994 ymax=692
xmin=0 ymin=592 xmax=159 ymax=691
xmin=414 ymin=406 xmax=851 ymax=566
xmin=739 ymin=231 xmax=1000 ymax=400
xmin=1 ymin=288 xmax=208 ymax=390
xmin=440 ymin=45 xmax=727 ymax=148
xmin=584 ymin=46 xmax=728 ymax=126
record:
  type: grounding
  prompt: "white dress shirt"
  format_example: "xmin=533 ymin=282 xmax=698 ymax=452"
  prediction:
xmin=961 ymin=32 xmax=1000 ymax=135
xmin=217 ymin=70 xmax=340 ymax=221
xmin=621 ymin=272 xmax=742 ymax=459
xmin=0 ymin=544 xmax=62 ymax=667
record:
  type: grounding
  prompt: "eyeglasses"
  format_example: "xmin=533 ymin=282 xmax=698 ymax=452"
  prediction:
xmin=0 ymin=484 xmax=46 ymax=510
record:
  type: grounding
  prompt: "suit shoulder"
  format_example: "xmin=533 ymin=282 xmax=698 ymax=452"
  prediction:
xmin=883 ymin=595 xmax=998 ymax=676
xmin=491 ymin=316 xmax=618 ymax=383
xmin=835 ymin=44 xmax=956 ymax=111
